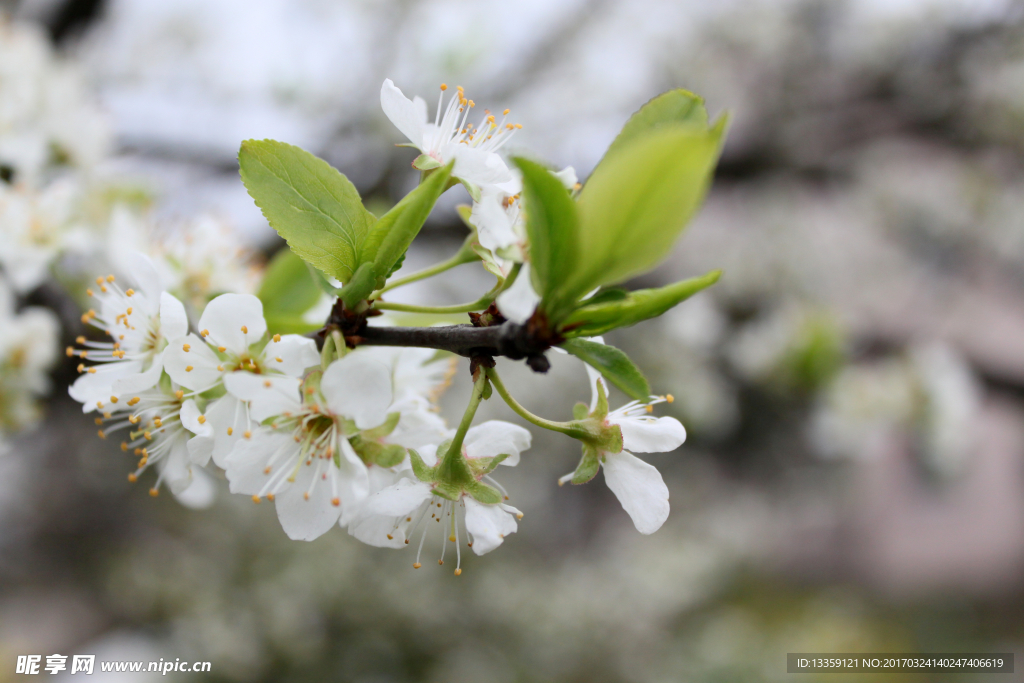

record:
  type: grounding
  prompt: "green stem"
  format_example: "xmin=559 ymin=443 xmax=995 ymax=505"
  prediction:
xmin=377 ymin=237 xmax=479 ymax=295
xmin=438 ymin=372 xmax=489 ymax=473
xmin=485 ymin=367 xmax=580 ymax=437
xmin=372 ymin=298 xmax=491 ymax=315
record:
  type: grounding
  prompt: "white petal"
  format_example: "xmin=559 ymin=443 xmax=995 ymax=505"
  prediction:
xmin=198 ymin=293 xmax=266 ymax=354
xmin=172 ymin=466 xmax=217 ymax=510
xmin=463 ymin=420 xmax=530 ymax=466
xmin=602 ymin=451 xmax=670 ymax=535
xmin=124 ymin=251 xmax=164 ymax=311
xmin=320 ymin=355 xmax=393 ymax=429
xmin=348 ymin=513 xmax=410 ymax=549
xmin=554 ymin=166 xmax=578 ymax=189
xmin=266 ymin=334 xmax=319 ymax=377
xmin=223 ymin=373 xmax=301 ymax=422
xmin=464 ymin=497 xmax=517 ymax=555
xmin=274 ymin=458 xmax=343 ymax=541
xmin=380 ymin=79 xmax=427 ymax=149
xmin=159 ymin=437 xmax=193 ymax=495
xmin=359 ymin=477 xmax=432 ymax=518
xmin=164 ymin=333 xmax=222 ymax=390
xmin=496 ymin=263 xmax=540 ymax=324
xmin=69 ymin=361 xmax=142 ymax=411
xmin=387 ymin=399 xmax=449 ymax=449
xmin=112 ymin=355 xmax=165 ymax=396
xmin=224 ymin=431 xmax=292 ymax=495
xmin=187 ymin=435 xmax=214 ymax=467
xmin=179 ymin=398 xmax=213 ymax=437
xmin=159 ymin=292 xmax=189 ymax=341
xmin=452 ymin=147 xmax=512 ymax=187
xmin=612 ymin=415 xmax=687 ymax=454
xmin=205 ymin=395 xmax=248 ymax=468
xmin=335 ymin=438 xmax=371 ymax=527
xmin=471 ymin=191 xmax=517 ymax=252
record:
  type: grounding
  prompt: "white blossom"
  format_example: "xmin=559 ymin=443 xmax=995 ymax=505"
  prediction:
xmin=381 ymin=79 xmax=517 ymax=193
xmin=68 ymin=252 xmax=188 ymax=413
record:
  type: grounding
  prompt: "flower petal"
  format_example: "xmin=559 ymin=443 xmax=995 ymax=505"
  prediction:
xmin=335 ymin=438 xmax=371 ymax=527
xmin=224 ymin=430 xmax=292 ymax=495
xmin=223 ymin=373 xmax=301 ymax=422
xmin=69 ymin=360 xmax=143 ymax=412
xmin=172 ymin=466 xmax=217 ymax=510
xmin=198 ymin=293 xmax=266 ymax=354
xmin=159 ymin=292 xmax=189 ymax=342
xmin=187 ymin=435 xmax=214 ymax=467
xmin=320 ymin=355 xmax=393 ymax=429
xmin=266 ymin=334 xmax=319 ymax=377
xmin=463 ymin=420 xmax=530 ymax=466
xmin=179 ymin=398 xmax=213 ymax=437
xmin=274 ymin=458 xmax=343 ymax=541
xmin=602 ymin=450 xmax=670 ymax=534
xmin=164 ymin=333 xmax=221 ymax=390
xmin=112 ymin=355 xmax=165 ymax=396
xmin=205 ymin=395 xmax=248 ymax=468
xmin=380 ymin=79 xmax=427 ymax=149
xmin=464 ymin=497 xmax=517 ymax=555
xmin=452 ymin=146 xmax=512 ymax=187
xmin=159 ymin=436 xmax=193 ymax=495
xmin=611 ymin=415 xmax=687 ymax=453
xmin=496 ymin=263 xmax=540 ymax=324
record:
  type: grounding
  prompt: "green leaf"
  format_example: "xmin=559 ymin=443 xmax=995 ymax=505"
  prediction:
xmin=262 ymin=314 xmax=321 ymax=335
xmin=512 ymin=157 xmax=580 ymax=320
xmin=567 ymin=120 xmax=726 ymax=296
xmin=238 ymin=139 xmax=376 ymax=283
xmin=362 ymin=162 xmax=453 ymax=290
xmin=258 ymin=247 xmax=322 ymax=317
xmin=340 ymin=262 xmax=379 ymax=309
xmin=559 ymin=338 xmax=650 ymax=401
xmin=562 ymin=269 xmax=721 ymax=337
xmin=601 ymin=89 xmax=708 ymax=164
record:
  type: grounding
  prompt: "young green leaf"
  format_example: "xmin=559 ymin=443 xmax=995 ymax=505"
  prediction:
xmin=559 ymin=338 xmax=650 ymax=401
xmin=567 ymin=119 xmax=726 ymax=297
xmin=561 ymin=269 xmax=721 ymax=337
xmin=600 ymin=89 xmax=708 ymax=163
xmin=239 ymin=139 xmax=376 ymax=283
xmin=362 ymin=162 xmax=453 ymax=290
xmin=512 ymin=157 xmax=580 ymax=319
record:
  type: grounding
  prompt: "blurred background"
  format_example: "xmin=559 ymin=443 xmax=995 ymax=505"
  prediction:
xmin=2 ymin=0 xmax=1024 ymax=680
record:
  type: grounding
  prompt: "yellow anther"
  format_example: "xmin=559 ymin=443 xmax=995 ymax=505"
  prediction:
xmin=454 ymin=568 xmax=462 ymax=576
xmin=128 ymin=397 xmax=140 ymax=406
xmin=574 ymin=182 xmax=582 ymax=190
xmin=515 ymin=123 xmax=522 ymax=129
xmin=440 ymin=83 xmax=448 ymax=91
xmin=94 ymin=417 xmax=103 ymax=425
xmin=185 ymin=365 xmax=193 ymax=372
xmin=129 ymin=415 xmax=140 ymax=424
xmin=121 ymin=442 xmax=128 ymax=452
xmin=331 ymin=497 xmax=340 ymax=507
xmin=216 ymin=365 xmax=224 ymax=372
xmin=96 ymin=401 xmax=104 ymax=408
xmin=197 ymin=415 xmax=206 ymax=424
xmin=77 ymin=363 xmax=85 ymax=373
xmin=303 ymin=492 xmax=310 ymax=501
xmin=438 ymin=559 xmax=444 ymax=566
xmin=264 ymin=380 xmax=272 ymax=388
xmin=110 ymin=396 xmax=119 ymax=404
xmin=86 ymin=288 xmax=94 ymax=297
xmin=182 ymin=344 xmax=191 ymax=352
xmin=217 ymin=346 xmax=226 ymax=353
xmin=487 ymin=114 xmax=495 ymax=123
xmin=275 ymin=357 xmax=283 ymax=363
xmin=200 ymin=329 xmax=209 ymax=337
xmin=666 ymin=393 xmax=675 ymax=403
xmin=267 ymin=493 xmax=275 ymax=501
xmin=227 ymin=427 xmax=233 ymax=436
xmin=273 ymin=334 xmax=281 ymax=343
xmin=126 ymin=307 xmax=132 ymax=315
xmin=106 ymin=274 xmax=115 ymax=282
xmin=503 ymin=108 xmax=510 ymax=115
xmin=127 ymin=473 xmax=137 ymax=482
xmin=149 ymin=487 xmax=159 ymax=497
xmin=252 ymin=495 xmax=261 ymax=504
xmin=468 ymin=99 xmax=475 ymax=107
xmin=153 ymin=417 xmax=162 ymax=427
xmin=97 ymin=430 xmax=106 ymax=439
xmin=125 ymin=288 xmax=134 ymax=297
xmin=95 ymin=276 xmax=104 ymax=286
xmin=506 ymin=123 xmax=514 ymax=129
xmin=66 ymin=346 xmax=74 ymax=357
xmin=646 ymin=404 xmax=654 ymax=413
xmin=244 ymin=430 xmax=252 ymax=439
xmin=413 ymin=562 xmax=422 ymax=569
xmin=143 ymin=431 xmax=152 ymax=441
xmin=240 ymin=325 xmax=248 ymax=334
xmin=449 ymin=534 xmax=456 ymax=542
xmin=76 ymin=336 xmax=86 ymax=344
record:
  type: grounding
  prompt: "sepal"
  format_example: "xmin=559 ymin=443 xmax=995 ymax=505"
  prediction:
xmin=571 ymin=445 xmax=602 ymax=485
xmin=412 ymin=153 xmax=442 ymax=170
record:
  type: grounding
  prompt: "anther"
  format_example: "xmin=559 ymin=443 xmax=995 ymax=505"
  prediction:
xmin=182 ymin=343 xmax=191 ymax=352
xmin=227 ymin=427 xmax=233 ymax=436
xmin=413 ymin=562 xmax=422 ymax=569
xmin=454 ymin=568 xmax=462 ymax=576
xmin=76 ymin=336 xmax=86 ymax=344
xmin=666 ymin=394 xmax=675 ymax=403
xmin=66 ymin=346 xmax=74 ymax=357
xmin=126 ymin=307 xmax=132 ymax=315
xmin=217 ymin=346 xmax=226 ymax=352
xmin=275 ymin=357 xmax=283 ymax=363
xmin=267 ymin=494 xmax=275 ymax=501
xmin=125 ymin=288 xmax=135 ymax=297
xmin=94 ymin=417 xmax=103 ymax=425
xmin=197 ymin=416 xmax=206 ymax=424
xmin=646 ymin=405 xmax=654 ymax=413
xmin=200 ymin=329 xmax=209 ymax=337
xmin=244 ymin=430 xmax=252 ymax=439
xmin=240 ymin=325 xmax=248 ymax=334
xmin=331 ymin=498 xmax=341 ymax=507
xmin=264 ymin=380 xmax=272 ymax=388
xmin=106 ymin=275 xmax=115 ymax=282
xmin=97 ymin=430 xmax=106 ymax=439
xmin=121 ymin=442 xmax=128 ymax=452
xmin=175 ymin=390 xmax=184 ymax=399
xmin=185 ymin=366 xmax=193 ymax=372
xmin=303 ymin=492 xmax=310 ymax=501
xmin=252 ymin=495 xmax=261 ymax=504
xmin=503 ymin=108 xmax=510 ymax=115
xmin=128 ymin=473 xmax=137 ymax=482
xmin=387 ymin=534 xmax=394 ymax=540
xmin=272 ymin=334 xmax=281 ymax=343
xmin=149 ymin=488 xmax=159 ymax=497
xmin=110 ymin=396 xmax=119 ymax=403
xmin=128 ymin=397 xmax=140 ymax=406
xmin=449 ymin=534 xmax=456 ymax=542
